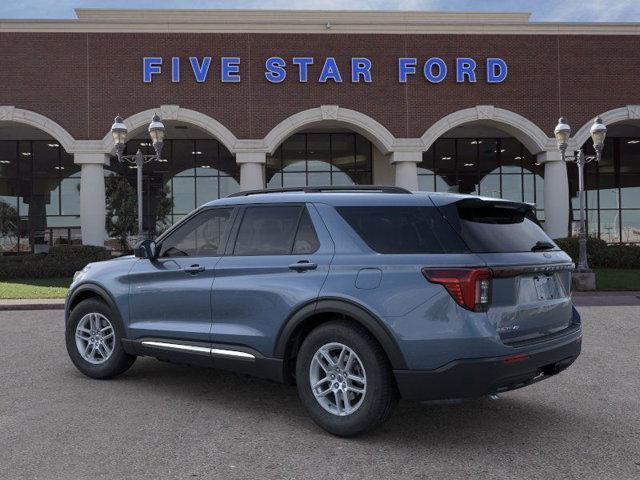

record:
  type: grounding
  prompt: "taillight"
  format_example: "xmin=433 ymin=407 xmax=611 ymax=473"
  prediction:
xmin=421 ymin=268 xmax=492 ymax=312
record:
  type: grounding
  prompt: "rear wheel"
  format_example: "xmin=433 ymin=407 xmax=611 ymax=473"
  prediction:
xmin=296 ymin=320 xmax=398 ymax=436
xmin=65 ymin=298 xmax=136 ymax=379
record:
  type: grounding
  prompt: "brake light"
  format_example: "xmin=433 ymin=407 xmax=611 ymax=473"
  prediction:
xmin=421 ymin=268 xmax=492 ymax=311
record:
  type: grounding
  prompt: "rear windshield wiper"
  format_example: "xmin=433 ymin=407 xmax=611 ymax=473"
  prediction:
xmin=531 ymin=241 xmax=555 ymax=252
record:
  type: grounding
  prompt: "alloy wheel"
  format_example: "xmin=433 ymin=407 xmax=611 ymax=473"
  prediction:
xmin=309 ymin=342 xmax=367 ymax=416
xmin=75 ymin=313 xmax=115 ymax=365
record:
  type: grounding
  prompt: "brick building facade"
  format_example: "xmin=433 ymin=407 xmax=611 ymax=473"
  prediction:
xmin=0 ymin=9 xmax=639 ymax=250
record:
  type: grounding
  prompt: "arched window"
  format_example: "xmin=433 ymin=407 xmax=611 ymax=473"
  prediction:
xmin=0 ymin=138 xmax=80 ymax=253
xmin=109 ymin=138 xmax=239 ymax=231
xmin=570 ymin=134 xmax=640 ymax=244
xmin=267 ymin=133 xmax=373 ymax=188
xmin=418 ymin=137 xmax=544 ymax=220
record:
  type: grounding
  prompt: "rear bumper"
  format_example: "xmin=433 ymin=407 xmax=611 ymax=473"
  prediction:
xmin=394 ymin=327 xmax=582 ymax=401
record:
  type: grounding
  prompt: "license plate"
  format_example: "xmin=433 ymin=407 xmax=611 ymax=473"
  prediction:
xmin=533 ymin=275 xmax=559 ymax=300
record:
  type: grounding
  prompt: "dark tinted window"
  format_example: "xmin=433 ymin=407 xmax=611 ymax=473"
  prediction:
xmin=160 ymin=208 xmax=232 ymax=257
xmin=293 ymin=209 xmax=320 ymax=254
xmin=234 ymin=205 xmax=302 ymax=256
xmin=451 ymin=200 xmax=557 ymax=253
xmin=336 ymin=206 xmax=468 ymax=254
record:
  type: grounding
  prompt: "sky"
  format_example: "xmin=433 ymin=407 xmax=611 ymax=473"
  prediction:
xmin=0 ymin=0 xmax=639 ymax=22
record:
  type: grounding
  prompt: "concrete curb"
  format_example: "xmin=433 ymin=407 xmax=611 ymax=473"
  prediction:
xmin=0 ymin=299 xmax=65 ymax=311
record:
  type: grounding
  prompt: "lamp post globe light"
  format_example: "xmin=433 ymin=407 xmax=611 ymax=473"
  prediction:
xmin=110 ymin=113 xmax=165 ymax=242
xmin=553 ymin=116 xmax=607 ymax=287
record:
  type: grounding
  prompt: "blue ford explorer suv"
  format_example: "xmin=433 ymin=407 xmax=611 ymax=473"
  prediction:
xmin=65 ymin=186 xmax=581 ymax=436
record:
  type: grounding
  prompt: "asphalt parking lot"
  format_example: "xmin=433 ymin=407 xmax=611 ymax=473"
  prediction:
xmin=1 ymin=307 xmax=639 ymax=480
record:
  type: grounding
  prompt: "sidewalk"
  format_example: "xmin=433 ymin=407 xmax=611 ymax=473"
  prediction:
xmin=1 ymin=292 xmax=639 ymax=311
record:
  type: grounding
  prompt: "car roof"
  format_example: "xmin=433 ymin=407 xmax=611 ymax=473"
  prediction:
xmin=209 ymin=191 xmax=426 ymax=207
xmin=202 ymin=189 xmax=524 ymax=208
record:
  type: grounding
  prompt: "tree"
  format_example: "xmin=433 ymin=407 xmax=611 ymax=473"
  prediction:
xmin=105 ymin=176 xmax=172 ymax=251
xmin=0 ymin=200 xmax=19 ymax=252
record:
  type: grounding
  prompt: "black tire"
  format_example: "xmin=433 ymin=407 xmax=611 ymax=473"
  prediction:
xmin=296 ymin=320 xmax=398 ymax=437
xmin=65 ymin=298 xmax=136 ymax=379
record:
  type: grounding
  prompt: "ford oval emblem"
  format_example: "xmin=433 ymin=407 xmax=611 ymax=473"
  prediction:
xmin=543 ymin=252 xmax=552 ymax=258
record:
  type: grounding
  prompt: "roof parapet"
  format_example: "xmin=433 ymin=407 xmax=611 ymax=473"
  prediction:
xmin=73 ymin=9 xmax=532 ymax=25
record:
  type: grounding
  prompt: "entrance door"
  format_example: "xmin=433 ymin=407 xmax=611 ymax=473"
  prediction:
xmin=127 ymin=207 xmax=235 ymax=342
xmin=211 ymin=204 xmax=334 ymax=356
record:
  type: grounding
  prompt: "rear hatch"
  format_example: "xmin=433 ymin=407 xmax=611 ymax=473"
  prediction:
xmin=434 ymin=196 xmax=575 ymax=345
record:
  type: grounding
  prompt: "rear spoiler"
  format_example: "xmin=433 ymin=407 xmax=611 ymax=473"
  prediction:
xmin=428 ymin=194 xmax=535 ymax=213
xmin=432 ymin=196 xmax=544 ymax=239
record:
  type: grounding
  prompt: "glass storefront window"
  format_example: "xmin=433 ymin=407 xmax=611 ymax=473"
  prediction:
xmin=480 ymin=174 xmax=500 ymax=198
xmin=307 ymin=134 xmax=332 ymax=171
xmin=109 ymin=138 xmax=240 ymax=233
xmin=478 ymin=139 xmax=499 ymax=174
xmin=569 ymin=136 xmax=640 ymax=244
xmin=621 ymin=210 xmax=640 ymax=243
xmin=500 ymin=138 xmax=522 ymax=172
xmin=0 ymin=142 xmax=17 ymax=177
xmin=0 ymin=139 xmax=80 ymax=253
xmin=419 ymin=137 xmax=543 ymax=218
xmin=266 ymin=133 xmax=373 ymax=188
xmin=621 ymin=178 xmax=640 ymax=208
xmin=620 ymin=138 xmax=640 ymax=173
xmin=501 ymin=175 xmax=523 ymax=202
xmin=171 ymin=177 xmax=195 ymax=215
xmin=599 ymin=210 xmax=621 ymax=243
xmin=195 ymin=177 xmax=219 ymax=206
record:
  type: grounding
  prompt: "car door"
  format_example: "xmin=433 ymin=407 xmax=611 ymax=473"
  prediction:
xmin=211 ymin=203 xmax=334 ymax=356
xmin=127 ymin=206 xmax=235 ymax=343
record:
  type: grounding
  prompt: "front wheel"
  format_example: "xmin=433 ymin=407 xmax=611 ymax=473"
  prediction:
xmin=296 ymin=320 xmax=398 ymax=436
xmin=65 ymin=298 xmax=136 ymax=379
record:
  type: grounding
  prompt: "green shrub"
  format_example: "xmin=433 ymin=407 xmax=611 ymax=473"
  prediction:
xmin=48 ymin=245 xmax=112 ymax=263
xmin=554 ymin=237 xmax=608 ymax=267
xmin=555 ymin=237 xmax=640 ymax=269
xmin=0 ymin=245 xmax=112 ymax=280
xmin=598 ymin=245 xmax=640 ymax=269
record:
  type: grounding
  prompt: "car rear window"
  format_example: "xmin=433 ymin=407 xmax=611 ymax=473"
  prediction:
xmin=336 ymin=206 xmax=468 ymax=254
xmin=443 ymin=199 xmax=558 ymax=253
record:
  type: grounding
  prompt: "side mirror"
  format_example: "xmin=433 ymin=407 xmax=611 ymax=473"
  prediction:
xmin=134 ymin=239 xmax=157 ymax=259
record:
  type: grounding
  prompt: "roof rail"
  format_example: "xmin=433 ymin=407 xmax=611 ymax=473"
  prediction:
xmin=227 ymin=185 xmax=411 ymax=197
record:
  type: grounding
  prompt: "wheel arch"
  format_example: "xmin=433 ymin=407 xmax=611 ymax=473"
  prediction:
xmin=275 ymin=298 xmax=408 ymax=381
xmin=66 ymin=283 xmax=121 ymax=324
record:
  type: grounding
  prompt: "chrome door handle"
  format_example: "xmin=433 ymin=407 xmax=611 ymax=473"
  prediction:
xmin=184 ymin=264 xmax=205 ymax=274
xmin=289 ymin=260 xmax=318 ymax=272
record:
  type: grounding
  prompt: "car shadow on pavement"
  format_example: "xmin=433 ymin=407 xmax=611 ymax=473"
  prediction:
xmin=94 ymin=356 xmax=583 ymax=443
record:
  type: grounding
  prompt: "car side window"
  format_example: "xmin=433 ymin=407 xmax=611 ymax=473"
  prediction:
xmin=233 ymin=205 xmax=317 ymax=256
xmin=159 ymin=208 xmax=233 ymax=257
xmin=292 ymin=208 xmax=320 ymax=254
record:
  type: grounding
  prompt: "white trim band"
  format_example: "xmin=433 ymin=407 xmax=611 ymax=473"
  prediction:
xmin=141 ymin=340 xmax=256 ymax=359
xmin=211 ymin=348 xmax=255 ymax=359
xmin=141 ymin=340 xmax=211 ymax=354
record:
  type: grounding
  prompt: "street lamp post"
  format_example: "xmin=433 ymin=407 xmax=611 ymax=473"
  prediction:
xmin=110 ymin=114 xmax=165 ymax=239
xmin=553 ymin=116 xmax=607 ymax=273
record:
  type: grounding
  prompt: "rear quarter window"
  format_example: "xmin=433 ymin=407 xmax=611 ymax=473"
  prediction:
xmin=336 ymin=206 xmax=468 ymax=254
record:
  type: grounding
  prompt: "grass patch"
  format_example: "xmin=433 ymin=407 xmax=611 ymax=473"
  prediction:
xmin=595 ymin=269 xmax=640 ymax=291
xmin=0 ymin=277 xmax=71 ymax=299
